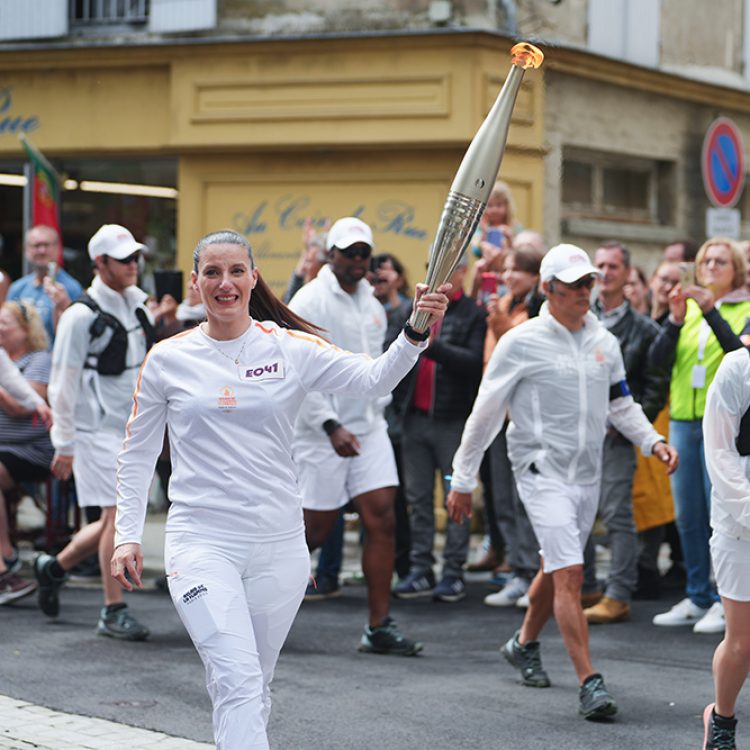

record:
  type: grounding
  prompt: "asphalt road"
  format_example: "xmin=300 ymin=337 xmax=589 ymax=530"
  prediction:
xmin=0 ymin=573 xmax=733 ymax=750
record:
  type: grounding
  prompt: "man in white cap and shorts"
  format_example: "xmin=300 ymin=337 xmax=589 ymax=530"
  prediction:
xmin=290 ymin=216 xmax=423 ymax=656
xmin=447 ymin=244 xmax=679 ymax=719
xmin=34 ymin=224 xmax=153 ymax=640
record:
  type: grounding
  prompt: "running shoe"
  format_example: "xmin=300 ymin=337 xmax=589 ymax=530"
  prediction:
xmin=579 ymin=673 xmax=617 ymax=720
xmin=500 ymin=630 xmax=551 ymax=688
xmin=96 ymin=605 xmax=150 ymax=641
xmin=0 ymin=571 xmax=36 ymax=605
xmin=703 ymin=703 xmax=737 ymax=750
xmin=484 ymin=576 xmax=529 ymax=607
xmin=304 ymin=576 xmax=342 ymax=602
xmin=652 ymin=597 xmax=708 ymax=627
xmin=33 ymin=553 xmax=66 ymax=617
xmin=433 ymin=575 xmax=466 ymax=603
xmin=392 ymin=569 xmax=435 ymax=599
xmin=358 ymin=616 xmax=423 ymax=656
xmin=694 ymin=602 xmax=725 ymax=634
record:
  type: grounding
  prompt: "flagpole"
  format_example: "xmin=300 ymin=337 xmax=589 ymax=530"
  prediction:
xmin=22 ymin=161 xmax=32 ymax=277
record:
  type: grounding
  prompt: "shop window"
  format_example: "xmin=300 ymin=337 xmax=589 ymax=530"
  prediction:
xmin=70 ymin=0 xmax=149 ymax=25
xmin=562 ymin=149 xmax=674 ymax=225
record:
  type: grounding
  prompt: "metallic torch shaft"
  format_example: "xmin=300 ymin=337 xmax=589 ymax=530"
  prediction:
xmin=411 ymin=42 xmax=544 ymax=332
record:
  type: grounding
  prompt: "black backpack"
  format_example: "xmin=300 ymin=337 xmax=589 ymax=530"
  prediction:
xmin=76 ymin=293 xmax=155 ymax=376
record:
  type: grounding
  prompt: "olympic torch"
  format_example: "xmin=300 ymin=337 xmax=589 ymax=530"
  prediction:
xmin=410 ymin=42 xmax=544 ymax=332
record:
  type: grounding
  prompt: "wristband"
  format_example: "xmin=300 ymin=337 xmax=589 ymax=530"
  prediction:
xmin=322 ymin=419 xmax=342 ymax=436
xmin=404 ymin=321 xmax=430 ymax=342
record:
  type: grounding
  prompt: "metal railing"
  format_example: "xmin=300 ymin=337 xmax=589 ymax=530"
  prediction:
xmin=69 ymin=0 xmax=149 ymax=25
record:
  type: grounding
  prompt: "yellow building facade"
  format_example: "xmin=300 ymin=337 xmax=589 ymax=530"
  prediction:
xmin=0 ymin=32 xmax=545 ymax=294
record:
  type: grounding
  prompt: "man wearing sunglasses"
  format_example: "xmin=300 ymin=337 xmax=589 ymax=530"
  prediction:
xmin=35 ymin=224 xmax=152 ymax=642
xmin=290 ymin=216 xmax=423 ymax=656
xmin=447 ymin=243 xmax=678 ymax=721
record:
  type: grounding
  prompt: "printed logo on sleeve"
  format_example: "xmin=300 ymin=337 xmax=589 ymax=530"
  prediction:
xmin=240 ymin=361 xmax=285 ymax=382
xmin=217 ymin=386 xmax=237 ymax=410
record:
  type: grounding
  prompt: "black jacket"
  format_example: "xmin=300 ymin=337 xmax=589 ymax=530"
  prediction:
xmin=596 ymin=302 xmax=668 ymax=422
xmin=397 ymin=293 xmax=486 ymax=424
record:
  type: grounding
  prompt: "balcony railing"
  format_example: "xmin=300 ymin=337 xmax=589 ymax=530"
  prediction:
xmin=70 ymin=0 xmax=149 ymax=25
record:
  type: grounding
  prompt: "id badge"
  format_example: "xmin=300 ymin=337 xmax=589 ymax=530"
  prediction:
xmin=691 ymin=365 xmax=706 ymax=389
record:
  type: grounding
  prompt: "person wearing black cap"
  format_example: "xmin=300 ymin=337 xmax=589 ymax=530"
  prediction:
xmin=34 ymin=224 xmax=152 ymax=640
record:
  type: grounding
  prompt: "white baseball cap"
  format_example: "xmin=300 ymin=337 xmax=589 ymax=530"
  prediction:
xmin=326 ymin=217 xmax=373 ymax=251
xmin=88 ymin=224 xmax=146 ymax=261
xmin=540 ymin=243 xmax=601 ymax=284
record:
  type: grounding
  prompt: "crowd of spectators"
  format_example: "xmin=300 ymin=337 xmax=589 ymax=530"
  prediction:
xmin=1 ymin=193 xmax=749 ymax=746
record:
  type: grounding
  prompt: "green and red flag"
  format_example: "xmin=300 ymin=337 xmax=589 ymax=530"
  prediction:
xmin=19 ymin=134 xmax=63 ymax=264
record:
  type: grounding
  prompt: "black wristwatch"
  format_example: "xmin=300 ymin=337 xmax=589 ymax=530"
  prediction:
xmin=322 ymin=419 xmax=342 ymax=436
xmin=404 ymin=321 xmax=430 ymax=342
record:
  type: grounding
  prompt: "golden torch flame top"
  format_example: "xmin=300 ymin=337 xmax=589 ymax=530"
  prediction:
xmin=510 ymin=42 xmax=544 ymax=70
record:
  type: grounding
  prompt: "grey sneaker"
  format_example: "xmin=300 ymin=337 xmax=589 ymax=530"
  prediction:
xmin=358 ymin=616 xmax=423 ymax=656
xmin=501 ymin=630 xmax=551 ymax=688
xmin=579 ymin=673 xmax=617 ymax=720
xmin=33 ymin=553 xmax=66 ymax=617
xmin=96 ymin=605 xmax=150 ymax=641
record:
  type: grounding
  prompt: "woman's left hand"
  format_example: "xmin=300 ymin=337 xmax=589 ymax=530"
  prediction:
xmin=411 ymin=282 xmax=452 ymax=330
xmin=111 ymin=543 xmax=144 ymax=592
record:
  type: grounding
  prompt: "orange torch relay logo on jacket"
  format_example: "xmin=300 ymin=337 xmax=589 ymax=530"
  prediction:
xmin=217 ymin=386 xmax=237 ymax=410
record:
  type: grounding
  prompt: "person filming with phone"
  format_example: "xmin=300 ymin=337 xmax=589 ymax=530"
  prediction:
xmin=8 ymin=225 xmax=83 ymax=346
xmin=649 ymin=237 xmax=750 ymax=635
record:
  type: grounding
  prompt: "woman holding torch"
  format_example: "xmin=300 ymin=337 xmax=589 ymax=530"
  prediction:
xmin=110 ymin=230 xmax=449 ymax=750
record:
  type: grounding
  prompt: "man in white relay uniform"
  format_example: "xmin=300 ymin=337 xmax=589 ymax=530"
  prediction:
xmin=34 ymin=224 xmax=152 ymax=640
xmin=110 ymin=230 xmax=448 ymax=750
xmin=289 ymin=216 xmax=423 ymax=655
xmin=701 ymin=347 xmax=750 ymax=749
xmin=447 ymin=244 xmax=678 ymax=721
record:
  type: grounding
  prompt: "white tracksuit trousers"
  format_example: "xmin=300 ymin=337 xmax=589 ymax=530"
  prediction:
xmin=165 ymin=530 xmax=310 ymax=750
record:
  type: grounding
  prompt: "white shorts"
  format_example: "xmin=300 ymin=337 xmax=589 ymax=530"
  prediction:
xmin=294 ymin=424 xmax=398 ymax=511
xmin=73 ymin=430 xmax=122 ymax=508
xmin=516 ymin=470 xmax=600 ymax=574
xmin=711 ymin=531 xmax=750 ymax=602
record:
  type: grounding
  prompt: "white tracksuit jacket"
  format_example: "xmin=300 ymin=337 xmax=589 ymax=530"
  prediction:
xmin=451 ymin=303 xmax=663 ymax=492
xmin=288 ymin=264 xmax=389 ymax=438
xmin=704 ymin=348 xmax=750 ymax=542
xmin=49 ymin=275 xmax=150 ymax=453
xmin=114 ymin=321 xmax=426 ymax=547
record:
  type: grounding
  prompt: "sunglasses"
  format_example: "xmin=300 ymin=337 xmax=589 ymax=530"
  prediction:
xmin=109 ymin=251 xmax=141 ymax=265
xmin=337 ymin=244 xmax=372 ymax=260
xmin=560 ymin=275 xmax=595 ymax=290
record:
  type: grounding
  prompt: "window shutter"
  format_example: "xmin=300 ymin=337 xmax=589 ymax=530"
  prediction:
xmin=0 ymin=0 xmax=68 ymax=41
xmin=149 ymin=0 xmax=217 ymax=33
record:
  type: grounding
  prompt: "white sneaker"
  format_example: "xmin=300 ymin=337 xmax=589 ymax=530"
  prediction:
xmin=484 ymin=577 xmax=529 ymax=607
xmin=693 ymin=601 xmax=725 ymax=634
xmin=652 ymin=597 xmax=709 ymax=627
xmin=516 ymin=593 xmax=530 ymax=609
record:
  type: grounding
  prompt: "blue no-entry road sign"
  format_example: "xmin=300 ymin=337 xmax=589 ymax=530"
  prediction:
xmin=702 ymin=117 xmax=745 ymax=208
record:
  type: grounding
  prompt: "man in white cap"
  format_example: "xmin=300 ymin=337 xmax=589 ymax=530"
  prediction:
xmin=447 ymin=243 xmax=678 ymax=720
xmin=34 ymin=224 xmax=153 ymax=640
xmin=290 ymin=216 xmax=423 ymax=656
